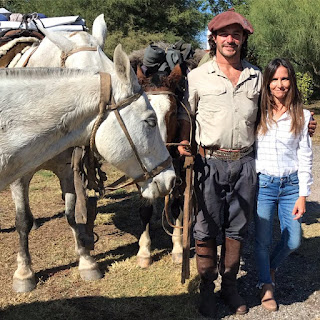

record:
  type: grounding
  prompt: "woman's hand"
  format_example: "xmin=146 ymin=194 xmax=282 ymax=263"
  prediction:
xmin=292 ymin=196 xmax=306 ymax=220
xmin=178 ymin=140 xmax=192 ymax=156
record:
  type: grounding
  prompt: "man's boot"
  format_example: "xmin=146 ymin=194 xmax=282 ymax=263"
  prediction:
xmin=196 ymin=239 xmax=218 ymax=318
xmin=219 ymin=237 xmax=247 ymax=315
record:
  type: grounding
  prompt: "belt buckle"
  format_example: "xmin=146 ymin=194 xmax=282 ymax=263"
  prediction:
xmin=230 ymin=151 xmax=241 ymax=161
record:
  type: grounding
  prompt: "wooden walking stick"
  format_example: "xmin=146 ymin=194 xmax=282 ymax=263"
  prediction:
xmin=181 ymin=155 xmax=194 ymax=284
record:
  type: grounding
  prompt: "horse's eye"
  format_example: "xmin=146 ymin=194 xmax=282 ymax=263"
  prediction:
xmin=145 ymin=117 xmax=157 ymax=127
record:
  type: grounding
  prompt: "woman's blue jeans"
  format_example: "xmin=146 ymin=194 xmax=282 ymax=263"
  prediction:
xmin=254 ymin=172 xmax=302 ymax=287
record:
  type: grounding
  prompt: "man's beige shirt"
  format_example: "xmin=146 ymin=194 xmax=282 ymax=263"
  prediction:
xmin=181 ymin=57 xmax=262 ymax=149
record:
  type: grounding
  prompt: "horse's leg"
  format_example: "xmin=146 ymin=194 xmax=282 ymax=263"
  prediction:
xmin=137 ymin=204 xmax=153 ymax=268
xmin=171 ymin=198 xmax=183 ymax=264
xmin=10 ymin=174 xmax=37 ymax=292
xmin=54 ymin=152 xmax=103 ymax=281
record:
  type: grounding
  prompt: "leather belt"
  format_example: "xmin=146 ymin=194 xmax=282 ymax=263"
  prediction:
xmin=199 ymin=145 xmax=253 ymax=161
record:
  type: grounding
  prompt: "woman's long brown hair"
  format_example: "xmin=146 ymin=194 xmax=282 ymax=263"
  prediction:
xmin=257 ymin=58 xmax=304 ymax=136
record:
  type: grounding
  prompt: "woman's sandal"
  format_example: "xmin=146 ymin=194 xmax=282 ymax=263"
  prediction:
xmin=260 ymin=284 xmax=278 ymax=312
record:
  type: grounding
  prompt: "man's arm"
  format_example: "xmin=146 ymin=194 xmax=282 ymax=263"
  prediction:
xmin=308 ymin=111 xmax=317 ymax=137
xmin=177 ymin=119 xmax=192 ymax=156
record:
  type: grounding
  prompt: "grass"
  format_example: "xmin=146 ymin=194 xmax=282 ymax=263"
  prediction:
xmin=0 ymin=106 xmax=320 ymax=319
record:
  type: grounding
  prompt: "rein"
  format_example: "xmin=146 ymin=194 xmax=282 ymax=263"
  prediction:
xmin=146 ymin=88 xmax=195 ymax=234
xmin=91 ymin=73 xmax=173 ymax=192
xmin=56 ymin=43 xmax=172 ymax=191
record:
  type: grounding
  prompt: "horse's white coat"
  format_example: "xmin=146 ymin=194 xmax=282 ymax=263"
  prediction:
xmin=2 ymin=24 xmax=175 ymax=291
xmin=0 ymin=64 xmax=174 ymax=197
xmin=8 ymin=16 xmax=115 ymax=292
xmin=8 ymin=15 xmax=113 ymax=292
xmin=148 ymin=94 xmax=171 ymax=143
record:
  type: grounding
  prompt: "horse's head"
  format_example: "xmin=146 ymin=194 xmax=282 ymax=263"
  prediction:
xmin=136 ymin=64 xmax=183 ymax=144
xmin=95 ymin=44 xmax=176 ymax=200
xmin=28 ymin=14 xmax=110 ymax=71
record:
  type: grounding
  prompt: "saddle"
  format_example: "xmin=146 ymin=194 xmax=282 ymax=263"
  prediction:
xmin=0 ymin=29 xmax=43 ymax=68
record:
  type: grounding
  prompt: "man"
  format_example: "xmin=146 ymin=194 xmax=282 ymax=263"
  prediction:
xmin=177 ymin=8 xmax=318 ymax=317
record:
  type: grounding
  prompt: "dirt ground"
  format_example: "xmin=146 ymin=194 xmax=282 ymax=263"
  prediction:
xmin=0 ymin=146 xmax=319 ymax=319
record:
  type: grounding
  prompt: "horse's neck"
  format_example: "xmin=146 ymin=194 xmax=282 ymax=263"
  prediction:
xmin=0 ymin=73 xmax=101 ymax=189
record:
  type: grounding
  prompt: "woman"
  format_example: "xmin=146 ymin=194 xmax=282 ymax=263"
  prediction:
xmin=255 ymin=58 xmax=313 ymax=311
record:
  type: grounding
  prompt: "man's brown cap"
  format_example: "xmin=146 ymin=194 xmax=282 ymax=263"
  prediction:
xmin=208 ymin=8 xmax=254 ymax=34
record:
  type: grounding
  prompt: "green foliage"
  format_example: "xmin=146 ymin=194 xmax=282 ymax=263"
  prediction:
xmin=202 ymin=0 xmax=247 ymax=15
xmin=296 ymin=72 xmax=314 ymax=105
xmin=105 ymin=30 xmax=179 ymax=58
xmin=3 ymin=0 xmax=208 ymax=54
xmin=245 ymin=0 xmax=320 ymax=87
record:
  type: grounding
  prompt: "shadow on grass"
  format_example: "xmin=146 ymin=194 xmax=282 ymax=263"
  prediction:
xmin=0 ymin=291 xmax=248 ymax=320
xmin=305 ymin=200 xmax=320 ymax=225
xmin=0 ymin=210 xmax=65 ymax=234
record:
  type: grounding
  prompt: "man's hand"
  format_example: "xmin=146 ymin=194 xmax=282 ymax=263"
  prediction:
xmin=308 ymin=111 xmax=317 ymax=137
xmin=178 ymin=140 xmax=192 ymax=156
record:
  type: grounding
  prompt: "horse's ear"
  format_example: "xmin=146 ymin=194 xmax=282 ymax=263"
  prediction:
xmin=35 ymin=23 xmax=74 ymax=53
xmin=92 ymin=14 xmax=107 ymax=50
xmin=167 ymin=64 xmax=183 ymax=90
xmin=114 ymin=44 xmax=133 ymax=85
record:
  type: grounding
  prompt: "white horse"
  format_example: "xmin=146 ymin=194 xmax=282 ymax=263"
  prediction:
xmin=1 ymin=46 xmax=175 ymax=292
xmin=8 ymin=14 xmax=109 ymax=292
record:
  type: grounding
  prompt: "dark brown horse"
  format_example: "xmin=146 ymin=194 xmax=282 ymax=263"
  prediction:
xmin=135 ymin=64 xmax=187 ymax=267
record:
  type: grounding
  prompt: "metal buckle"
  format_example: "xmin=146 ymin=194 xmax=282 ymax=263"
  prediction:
xmin=230 ymin=151 xmax=241 ymax=161
xmin=213 ymin=150 xmax=241 ymax=161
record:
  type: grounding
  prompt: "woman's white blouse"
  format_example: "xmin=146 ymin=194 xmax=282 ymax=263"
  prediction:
xmin=255 ymin=109 xmax=313 ymax=196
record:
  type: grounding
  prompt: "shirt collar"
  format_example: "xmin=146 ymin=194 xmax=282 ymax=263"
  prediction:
xmin=207 ymin=56 xmax=257 ymax=79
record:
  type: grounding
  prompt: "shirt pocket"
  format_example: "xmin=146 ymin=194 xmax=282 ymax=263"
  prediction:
xmin=246 ymin=90 xmax=260 ymax=102
xmin=200 ymin=87 xmax=227 ymax=112
xmin=240 ymin=90 xmax=259 ymax=123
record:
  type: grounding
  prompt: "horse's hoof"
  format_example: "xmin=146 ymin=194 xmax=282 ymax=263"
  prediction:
xmin=172 ymin=252 xmax=183 ymax=264
xmin=79 ymin=268 xmax=103 ymax=281
xmin=13 ymin=277 xmax=36 ymax=292
xmin=137 ymin=256 xmax=152 ymax=269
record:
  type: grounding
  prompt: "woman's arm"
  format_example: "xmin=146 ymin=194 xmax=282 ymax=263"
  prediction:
xmin=292 ymin=196 xmax=306 ymax=220
xmin=297 ymin=110 xmax=313 ymax=197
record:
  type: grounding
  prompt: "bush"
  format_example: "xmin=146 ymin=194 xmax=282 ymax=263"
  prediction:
xmin=296 ymin=72 xmax=314 ymax=105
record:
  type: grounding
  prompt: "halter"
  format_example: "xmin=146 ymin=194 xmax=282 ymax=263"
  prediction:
xmin=60 ymin=46 xmax=98 ymax=67
xmin=57 ymin=44 xmax=172 ymax=189
xmin=91 ymin=73 xmax=172 ymax=191
xmin=59 ymin=31 xmax=100 ymax=67
xmin=26 ymin=42 xmax=173 ymax=189
xmin=145 ymin=90 xmax=193 ymax=148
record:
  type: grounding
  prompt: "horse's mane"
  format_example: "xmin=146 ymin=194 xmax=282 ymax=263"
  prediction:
xmin=0 ymin=67 xmax=99 ymax=79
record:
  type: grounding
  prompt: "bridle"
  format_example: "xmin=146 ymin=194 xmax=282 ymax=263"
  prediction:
xmin=145 ymin=88 xmax=195 ymax=234
xmin=57 ymin=45 xmax=173 ymax=190
xmin=145 ymin=90 xmax=193 ymax=148
xmin=90 ymin=73 xmax=173 ymax=191
xmin=26 ymin=41 xmax=173 ymax=190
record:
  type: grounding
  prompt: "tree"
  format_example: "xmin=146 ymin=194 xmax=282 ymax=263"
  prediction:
xmin=244 ymin=0 xmax=320 ymax=87
xmin=4 ymin=0 xmax=209 ymax=56
xmin=203 ymin=0 xmax=247 ymax=15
